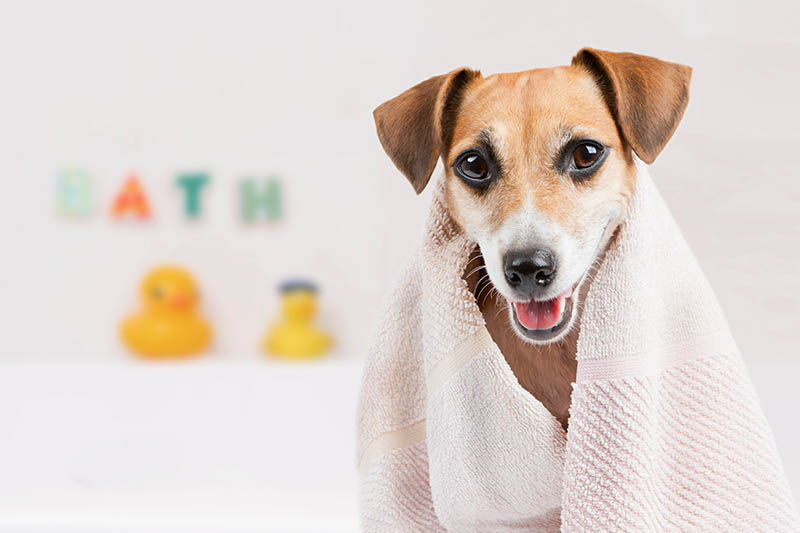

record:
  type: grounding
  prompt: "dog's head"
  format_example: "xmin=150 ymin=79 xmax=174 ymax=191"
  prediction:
xmin=374 ymin=48 xmax=691 ymax=343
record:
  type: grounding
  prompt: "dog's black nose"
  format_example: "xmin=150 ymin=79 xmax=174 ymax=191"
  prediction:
xmin=503 ymin=248 xmax=557 ymax=294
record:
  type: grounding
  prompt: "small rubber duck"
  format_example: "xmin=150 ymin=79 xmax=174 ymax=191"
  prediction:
xmin=264 ymin=280 xmax=332 ymax=360
xmin=121 ymin=266 xmax=212 ymax=359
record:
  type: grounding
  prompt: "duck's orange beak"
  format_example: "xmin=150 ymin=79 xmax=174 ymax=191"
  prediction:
xmin=169 ymin=293 xmax=192 ymax=311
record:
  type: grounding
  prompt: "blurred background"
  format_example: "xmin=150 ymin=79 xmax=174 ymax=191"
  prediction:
xmin=0 ymin=0 xmax=798 ymax=531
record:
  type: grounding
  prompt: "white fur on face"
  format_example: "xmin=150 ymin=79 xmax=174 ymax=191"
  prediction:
xmin=477 ymin=199 xmax=618 ymax=304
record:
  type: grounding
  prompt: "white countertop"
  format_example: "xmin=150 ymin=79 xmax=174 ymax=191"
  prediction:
xmin=0 ymin=357 xmax=796 ymax=532
xmin=0 ymin=358 xmax=362 ymax=532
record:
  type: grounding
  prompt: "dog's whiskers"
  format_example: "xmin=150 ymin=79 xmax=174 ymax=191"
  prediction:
xmin=474 ymin=275 xmax=494 ymax=305
xmin=493 ymin=298 xmax=509 ymax=321
xmin=471 ymin=273 xmax=491 ymax=298
xmin=463 ymin=254 xmax=484 ymax=269
xmin=480 ymin=285 xmax=498 ymax=307
xmin=464 ymin=264 xmax=487 ymax=279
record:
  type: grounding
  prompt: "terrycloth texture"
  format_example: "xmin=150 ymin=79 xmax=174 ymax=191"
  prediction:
xmin=357 ymin=164 xmax=799 ymax=532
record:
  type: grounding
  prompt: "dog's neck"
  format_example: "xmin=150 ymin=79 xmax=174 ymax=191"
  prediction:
xmin=463 ymin=246 xmax=581 ymax=430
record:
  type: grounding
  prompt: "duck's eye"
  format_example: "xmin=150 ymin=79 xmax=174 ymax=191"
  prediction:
xmin=572 ymin=142 xmax=604 ymax=169
xmin=454 ymin=152 xmax=491 ymax=187
xmin=151 ymin=287 xmax=164 ymax=300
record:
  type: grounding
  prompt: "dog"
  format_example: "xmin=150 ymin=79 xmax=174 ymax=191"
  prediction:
xmin=373 ymin=48 xmax=691 ymax=430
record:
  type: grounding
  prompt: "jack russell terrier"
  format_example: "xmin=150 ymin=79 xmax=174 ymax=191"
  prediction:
xmin=373 ymin=47 xmax=691 ymax=430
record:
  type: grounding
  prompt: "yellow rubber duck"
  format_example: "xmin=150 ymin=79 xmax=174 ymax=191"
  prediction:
xmin=264 ymin=280 xmax=332 ymax=360
xmin=121 ymin=266 xmax=212 ymax=359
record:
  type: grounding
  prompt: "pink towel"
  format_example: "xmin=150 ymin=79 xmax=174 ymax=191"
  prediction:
xmin=357 ymin=163 xmax=799 ymax=531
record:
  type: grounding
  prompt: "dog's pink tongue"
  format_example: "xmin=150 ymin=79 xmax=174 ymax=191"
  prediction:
xmin=514 ymin=290 xmax=570 ymax=330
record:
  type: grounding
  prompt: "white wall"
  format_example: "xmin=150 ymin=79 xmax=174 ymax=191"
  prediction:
xmin=1 ymin=0 xmax=798 ymax=363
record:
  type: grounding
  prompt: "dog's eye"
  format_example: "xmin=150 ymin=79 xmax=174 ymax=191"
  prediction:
xmin=572 ymin=142 xmax=604 ymax=169
xmin=459 ymin=154 xmax=487 ymax=179
xmin=454 ymin=152 xmax=491 ymax=188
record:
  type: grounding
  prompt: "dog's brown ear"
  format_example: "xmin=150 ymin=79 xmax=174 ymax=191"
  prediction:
xmin=572 ymin=48 xmax=692 ymax=164
xmin=373 ymin=68 xmax=481 ymax=194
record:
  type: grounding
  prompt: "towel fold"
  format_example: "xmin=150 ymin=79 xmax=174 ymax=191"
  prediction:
xmin=357 ymin=163 xmax=799 ymax=531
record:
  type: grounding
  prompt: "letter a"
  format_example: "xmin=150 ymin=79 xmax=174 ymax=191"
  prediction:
xmin=111 ymin=174 xmax=152 ymax=219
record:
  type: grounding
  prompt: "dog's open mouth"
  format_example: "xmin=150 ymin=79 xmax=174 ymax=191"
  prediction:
xmin=510 ymin=286 xmax=576 ymax=342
